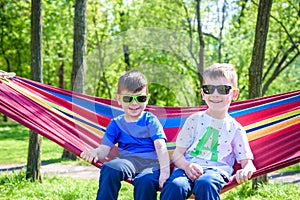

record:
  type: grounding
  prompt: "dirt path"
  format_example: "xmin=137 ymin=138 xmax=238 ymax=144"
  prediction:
xmin=1 ymin=163 xmax=300 ymax=185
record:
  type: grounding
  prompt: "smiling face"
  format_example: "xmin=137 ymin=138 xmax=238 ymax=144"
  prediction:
xmin=201 ymin=76 xmax=239 ymax=119
xmin=117 ymin=87 xmax=149 ymax=122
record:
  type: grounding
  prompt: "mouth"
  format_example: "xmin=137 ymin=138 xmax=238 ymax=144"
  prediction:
xmin=129 ymin=106 xmax=140 ymax=110
xmin=210 ymin=99 xmax=222 ymax=103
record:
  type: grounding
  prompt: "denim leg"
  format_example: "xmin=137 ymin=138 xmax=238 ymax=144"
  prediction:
xmin=193 ymin=169 xmax=226 ymax=200
xmin=96 ymin=158 xmax=136 ymax=200
xmin=132 ymin=168 xmax=160 ymax=200
xmin=160 ymin=169 xmax=193 ymax=200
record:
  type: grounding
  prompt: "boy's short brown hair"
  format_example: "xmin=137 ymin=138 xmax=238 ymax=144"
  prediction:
xmin=117 ymin=70 xmax=148 ymax=94
xmin=203 ymin=63 xmax=238 ymax=87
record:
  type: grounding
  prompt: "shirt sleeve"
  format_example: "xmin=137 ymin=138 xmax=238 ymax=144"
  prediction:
xmin=101 ymin=119 xmax=119 ymax=148
xmin=147 ymin=112 xmax=167 ymax=142
xmin=232 ymin=124 xmax=254 ymax=163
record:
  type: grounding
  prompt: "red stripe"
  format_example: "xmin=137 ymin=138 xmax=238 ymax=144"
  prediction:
xmin=235 ymin=101 xmax=299 ymax=126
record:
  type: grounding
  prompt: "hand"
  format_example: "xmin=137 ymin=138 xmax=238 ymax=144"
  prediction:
xmin=80 ymin=149 xmax=98 ymax=163
xmin=235 ymin=169 xmax=253 ymax=184
xmin=159 ymin=172 xmax=169 ymax=189
xmin=184 ymin=163 xmax=203 ymax=182
xmin=236 ymin=159 xmax=256 ymax=184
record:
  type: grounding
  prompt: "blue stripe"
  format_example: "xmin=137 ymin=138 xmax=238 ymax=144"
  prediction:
xmin=229 ymin=95 xmax=300 ymax=118
xmin=22 ymin=79 xmax=300 ymax=130
xmin=54 ymin=107 xmax=107 ymax=133
xmin=246 ymin=113 xmax=300 ymax=134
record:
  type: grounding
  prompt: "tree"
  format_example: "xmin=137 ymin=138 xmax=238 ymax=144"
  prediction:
xmin=248 ymin=0 xmax=273 ymax=188
xmin=62 ymin=0 xmax=87 ymax=160
xmin=26 ymin=0 xmax=43 ymax=182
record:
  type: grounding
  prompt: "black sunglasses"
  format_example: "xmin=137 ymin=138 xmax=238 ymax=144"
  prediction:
xmin=121 ymin=94 xmax=149 ymax=104
xmin=201 ymin=85 xmax=236 ymax=95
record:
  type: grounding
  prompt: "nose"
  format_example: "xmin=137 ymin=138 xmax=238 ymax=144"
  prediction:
xmin=212 ymin=88 xmax=219 ymax=95
xmin=131 ymin=99 xmax=139 ymax=105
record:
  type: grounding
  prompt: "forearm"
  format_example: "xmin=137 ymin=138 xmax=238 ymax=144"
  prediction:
xmin=95 ymin=145 xmax=110 ymax=160
xmin=172 ymin=147 xmax=203 ymax=181
xmin=80 ymin=144 xmax=111 ymax=163
xmin=156 ymin=142 xmax=170 ymax=174
xmin=172 ymin=148 xmax=190 ymax=171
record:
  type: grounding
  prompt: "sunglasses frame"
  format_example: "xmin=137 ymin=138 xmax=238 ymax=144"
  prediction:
xmin=120 ymin=94 xmax=149 ymax=104
xmin=201 ymin=85 xmax=236 ymax=95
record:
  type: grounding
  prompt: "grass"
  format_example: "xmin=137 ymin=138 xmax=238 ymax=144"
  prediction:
xmin=0 ymin=120 xmax=299 ymax=199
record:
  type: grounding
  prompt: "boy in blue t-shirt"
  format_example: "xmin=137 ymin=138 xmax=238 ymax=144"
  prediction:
xmin=81 ymin=70 xmax=170 ymax=200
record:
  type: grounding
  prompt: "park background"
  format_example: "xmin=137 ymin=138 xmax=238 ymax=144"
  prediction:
xmin=0 ymin=0 xmax=299 ymax=199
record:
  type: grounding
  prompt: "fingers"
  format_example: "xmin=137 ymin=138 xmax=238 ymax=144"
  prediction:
xmin=80 ymin=150 xmax=98 ymax=163
xmin=236 ymin=170 xmax=253 ymax=184
xmin=186 ymin=164 xmax=203 ymax=182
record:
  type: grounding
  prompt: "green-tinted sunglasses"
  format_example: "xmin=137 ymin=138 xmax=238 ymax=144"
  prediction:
xmin=121 ymin=94 xmax=149 ymax=104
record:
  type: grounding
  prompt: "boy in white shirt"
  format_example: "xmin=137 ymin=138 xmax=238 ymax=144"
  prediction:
xmin=160 ymin=63 xmax=256 ymax=200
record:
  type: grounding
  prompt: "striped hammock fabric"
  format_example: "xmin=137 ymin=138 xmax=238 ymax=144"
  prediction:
xmin=0 ymin=72 xmax=299 ymax=192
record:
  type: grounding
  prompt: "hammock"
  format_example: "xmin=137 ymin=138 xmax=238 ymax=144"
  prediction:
xmin=0 ymin=72 xmax=299 ymax=193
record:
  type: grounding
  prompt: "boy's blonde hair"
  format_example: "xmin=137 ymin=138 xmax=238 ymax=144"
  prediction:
xmin=117 ymin=70 xmax=148 ymax=94
xmin=203 ymin=63 xmax=238 ymax=87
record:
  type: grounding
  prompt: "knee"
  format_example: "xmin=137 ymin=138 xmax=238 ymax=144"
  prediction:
xmin=164 ymin=177 xmax=190 ymax=193
xmin=161 ymin=178 xmax=190 ymax=200
xmin=101 ymin=163 xmax=122 ymax=178
xmin=194 ymin=177 xmax=212 ymax=189
xmin=193 ymin=176 xmax=221 ymax=194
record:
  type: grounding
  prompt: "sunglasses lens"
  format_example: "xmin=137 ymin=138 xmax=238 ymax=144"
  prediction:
xmin=136 ymin=95 xmax=148 ymax=103
xmin=121 ymin=95 xmax=148 ymax=104
xmin=202 ymin=85 xmax=215 ymax=94
xmin=217 ymin=85 xmax=231 ymax=95
xmin=122 ymin=95 xmax=133 ymax=103
xmin=202 ymin=85 xmax=232 ymax=95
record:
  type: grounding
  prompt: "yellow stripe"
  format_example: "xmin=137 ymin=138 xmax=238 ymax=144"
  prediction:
xmin=247 ymin=115 xmax=300 ymax=141
xmin=166 ymin=142 xmax=176 ymax=147
xmin=4 ymin=79 xmax=105 ymax=137
xmin=245 ymin=109 xmax=300 ymax=131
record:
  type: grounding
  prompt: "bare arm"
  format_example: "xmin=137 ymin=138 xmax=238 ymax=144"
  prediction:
xmin=80 ymin=144 xmax=111 ymax=163
xmin=235 ymin=159 xmax=256 ymax=184
xmin=154 ymin=139 xmax=170 ymax=188
xmin=172 ymin=146 xmax=203 ymax=182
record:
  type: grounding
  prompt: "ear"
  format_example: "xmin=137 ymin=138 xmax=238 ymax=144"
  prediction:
xmin=200 ymin=89 xmax=206 ymax=100
xmin=116 ymin=94 xmax=122 ymax=106
xmin=232 ymin=89 xmax=239 ymax=100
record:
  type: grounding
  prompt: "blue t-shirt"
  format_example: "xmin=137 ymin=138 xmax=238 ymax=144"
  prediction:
xmin=102 ymin=111 xmax=166 ymax=160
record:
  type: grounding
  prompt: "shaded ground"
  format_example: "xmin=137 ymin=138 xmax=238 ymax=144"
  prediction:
xmin=1 ymin=163 xmax=300 ymax=185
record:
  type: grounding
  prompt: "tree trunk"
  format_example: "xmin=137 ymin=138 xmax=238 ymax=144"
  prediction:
xmin=248 ymin=0 xmax=272 ymax=188
xmin=196 ymin=0 xmax=204 ymax=105
xmin=62 ymin=0 xmax=87 ymax=160
xmin=248 ymin=0 xmax=272 ymax=98
xmin=58 ymin=52 xmax=65 ymax=89
xmin=26 ymin=0 xmax=43 ymax=182
xmin=123 ymin=45 xmax=130 ymax=70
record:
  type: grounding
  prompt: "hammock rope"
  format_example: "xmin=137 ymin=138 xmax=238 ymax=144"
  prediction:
xmin=0 ymin=72 xmax=299 ymax=192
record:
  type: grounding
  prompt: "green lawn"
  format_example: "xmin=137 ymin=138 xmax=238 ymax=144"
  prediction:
xmin=0 ymin=120 xmax=299 ymax=200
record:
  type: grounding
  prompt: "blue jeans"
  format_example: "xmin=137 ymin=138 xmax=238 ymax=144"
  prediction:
xmin=160 ymin=168 xmax=227 ymax=200
xmin=96 ymin=158 xmax=160 ymax=200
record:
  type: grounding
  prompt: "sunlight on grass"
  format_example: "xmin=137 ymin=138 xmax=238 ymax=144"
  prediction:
xmin=0 ymin=171 xmax=98 ymax=200
xmin=0 ymin=121 xmax=64 ymax=164
xmin=221 ymin=181 xmax=300 ymax=200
